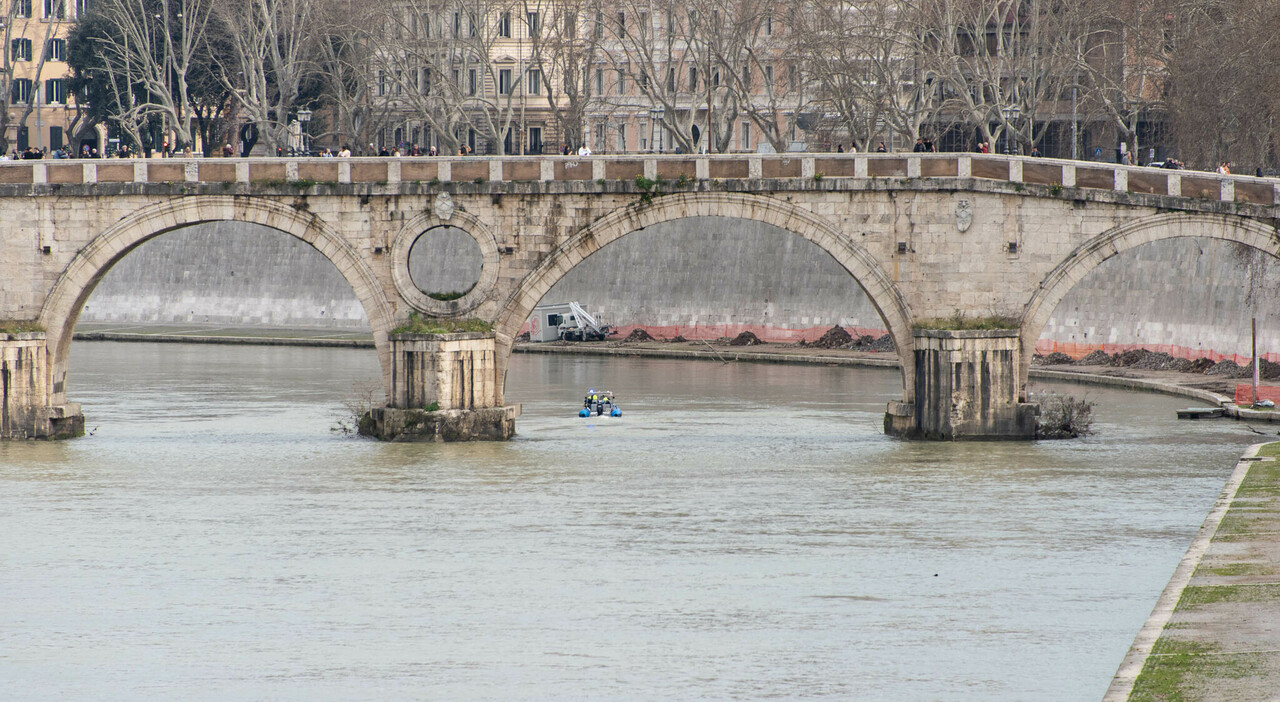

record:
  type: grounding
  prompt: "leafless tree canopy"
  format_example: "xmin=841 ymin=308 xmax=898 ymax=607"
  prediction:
xmin=60 ymin=0 xmax=1280 ymax=167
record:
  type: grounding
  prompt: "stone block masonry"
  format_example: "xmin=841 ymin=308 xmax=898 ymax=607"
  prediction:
xmin=0 ymin=332 xmax=82 ymax=439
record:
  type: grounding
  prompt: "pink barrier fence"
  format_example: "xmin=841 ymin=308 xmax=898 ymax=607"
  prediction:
xmin=518 ymin=322 xmax=890 ymax=344
xmin=1236 ymin=384 xmax=1280 ymax=405
xmin=1035 ymin=339 xmax=1280 ymax=367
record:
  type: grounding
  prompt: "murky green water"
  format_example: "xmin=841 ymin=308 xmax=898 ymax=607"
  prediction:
xmin=0 ymin=342 xmax=1260 ymax=700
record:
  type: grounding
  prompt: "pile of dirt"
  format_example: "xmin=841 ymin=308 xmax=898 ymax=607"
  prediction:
xmin=728 ymin=331 xmax=766 ymax=346
xmin=621 ymin=328 xmax=655 ymax=343
xmin=666 ymin=335 xmax=688 ymax=343
xmin=1205 ymin=360 xmax=1252 ymax=378
xmin=852 ymin=334 xmax=896 ymax=352
xmin=1077 ymin=350 xmax=1113 ymax=365
xmin=1188 ymin=357 xmax=1217 ymax=373
xmin=1110 ymin=349 xmax=1195 ymax=372
xmin=810 ymin=325 xmax=854 ymax=349
xmin=1035 ymin=352 xmax=1074 ymax=365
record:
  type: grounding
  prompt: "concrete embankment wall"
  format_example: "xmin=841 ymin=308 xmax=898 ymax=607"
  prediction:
xmin=81 ymin=219 xmax=1278 ymax=361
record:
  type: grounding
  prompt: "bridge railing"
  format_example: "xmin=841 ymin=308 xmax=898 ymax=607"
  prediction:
xmin=1 ymin=153 xmax=1275 ymax=207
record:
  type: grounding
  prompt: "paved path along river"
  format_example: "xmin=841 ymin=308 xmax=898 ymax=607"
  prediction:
xmin=0 ymin=342 xmax=1265 ymax=700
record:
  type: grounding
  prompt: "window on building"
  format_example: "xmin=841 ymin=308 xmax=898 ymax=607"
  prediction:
xmin=527 ymin=126 xmax=542 ymax=154
xmin=10 ymin=78 xmax=32 ymax=104
xmin=46 ymin=38 xmax=66 ymax=62
xmin=468 ymin=69 xmax=477 ymax=96
xmin=43 ymin=0 xmax=65 ymax=19
xmin=11 ymin=38 xmax=32 ymax=62
xmin=378 ymin=70 xmax=388 ymax=96
xmin=421 ymin=13 xmax=430 ymax=37
xmin=394 ymin=70 xmax=403 ymax=96
xmin=688 ymin=66 xmax=697 ymax=90
xmin=764 ymin=64 xmax=773 ymax=88
xmin=638 ymin=71 xmax=648 ymax=90
xmin=468 ymin=12 xmax=477 ymax=36
xmin=741 ymin=121 xmax=750 ymax=150
xmin=50 ymin=125 xmax=63 ymax=150
xmin=45 ymin=78 xmax=66 ymax=104
xmin=594 ymin=68 xmax=603 ymax=95
xmin=527 ymin=68 xmax=541 ymax=95
xmin=616 ymin=11 xmax=625 ymax=31
xmin=422 ymin=67 xmax=432 ymax=95
xmin=564 ymin=13 xmax=576 ymax=38
xmin=14 ymin=0 xmax=32 ymax=19
xmin=498 ymin=11 xmax=511 ymax=37
xmin=526 ymin=11 xmax=540 ymax=37
xmin=741 ymin=65 xmax=750 ymax=90
xmin=616 ymin=69 xmax=625 ymax=94
xmin=616 ymin=123 xmax=626 ymax=152
xmin=666 ymin=68 xmax=675 ymax=92
xmin=764 ymin=12 xmax=773 ymax=35
xmin=638 ymin=11 xmax=647 ymax=34
xmin=593 ymin=122 xmax=605 ymax=151
xmin=712 ymin=68 xmax=720 ymax=87
xmin=453 ymin=12 xmax=461 ymax=36
xmin=498 ymin=68 xmax=512 ymax=95
xmin=594 ymin=10 xmax=604 ymax=39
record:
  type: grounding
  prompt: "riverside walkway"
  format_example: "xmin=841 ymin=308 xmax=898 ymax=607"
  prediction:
xmin=1109 ymin=441 xmax=1280 ymax=701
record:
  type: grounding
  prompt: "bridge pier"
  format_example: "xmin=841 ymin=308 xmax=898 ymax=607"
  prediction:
xmin=360 ymin=332 xmax=519 ymax=442
xmin=1 ymin=331 xmax=84 ymax=440
xmin=885 ymin=330 xmax=1039 ymax=441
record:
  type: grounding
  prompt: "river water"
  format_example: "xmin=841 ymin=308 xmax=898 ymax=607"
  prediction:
xmin=0 ymin=342 xmax=1260 ymax=700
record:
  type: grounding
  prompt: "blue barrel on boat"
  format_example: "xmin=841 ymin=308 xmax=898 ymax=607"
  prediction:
xmin=611 ymin=407 xmax=622 ymax=417
xmin=579 ymin=408 xmax=590 ymax=417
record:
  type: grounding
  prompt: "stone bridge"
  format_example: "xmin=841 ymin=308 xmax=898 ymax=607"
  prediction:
xmin=2 ymin=153 xmax=1278 ymax=440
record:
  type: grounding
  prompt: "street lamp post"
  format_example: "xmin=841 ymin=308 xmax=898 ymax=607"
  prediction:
xmin=296 ymin=108 xmax=312 ymax=155
xmin=1001 ymin=104 xmax=1021 ymax=155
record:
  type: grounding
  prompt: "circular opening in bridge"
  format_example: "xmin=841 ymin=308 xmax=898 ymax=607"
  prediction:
xmin=408 ymin=226 xmax=483 ymax=301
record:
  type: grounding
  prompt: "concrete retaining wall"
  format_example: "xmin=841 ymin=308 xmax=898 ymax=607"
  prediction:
xmin=80 ymin=219 xmax=1278 ymax=360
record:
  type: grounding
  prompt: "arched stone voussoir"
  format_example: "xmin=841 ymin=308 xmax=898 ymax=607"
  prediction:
xmin=1018 ymin=212 xmax=1280 ymax=396
xmin=493 ymin=191 xmax=917 ymax=400
xmin=37 ymin=195 xmax=395 ymax=403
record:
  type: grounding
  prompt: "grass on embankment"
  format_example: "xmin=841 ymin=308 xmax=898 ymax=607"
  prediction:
xmin=1130 ymin=640 xmax=1266 ymax=701
xmin=1128 ymin=441 xmax=1280 ymax=702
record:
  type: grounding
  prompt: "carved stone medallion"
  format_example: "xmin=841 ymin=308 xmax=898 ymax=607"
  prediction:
xmin=956 ymin=199 xmax=973 ymax=233
xmin=434 ymin=191 xmax=455 ymax=221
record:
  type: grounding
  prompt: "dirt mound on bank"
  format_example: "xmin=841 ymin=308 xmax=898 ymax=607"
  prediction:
xmin=728 ymin=331 xmax=766 ymax=346
xmin=1035 ymin=352 xmax=1074 ymax=365
xmin=852 ymin=334 xmax=896 ymax=352
xmin=1077 ymin=350 xmax=1113 ymax=365
xmin=810 ymin=325 xmax=854 ymax=349
xmin=621 ymin=328 xmax=655 ymax=343
xmin=666 ymin=335 xmax=688 ymax=343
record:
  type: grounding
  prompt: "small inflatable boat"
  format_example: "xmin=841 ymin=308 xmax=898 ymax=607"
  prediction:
xmin=579 ymin=389 xmax=622 ymax=418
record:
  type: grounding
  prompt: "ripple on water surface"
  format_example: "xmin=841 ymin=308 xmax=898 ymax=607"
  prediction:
xmin=0 ymin=342 xmax=1261 ymax=700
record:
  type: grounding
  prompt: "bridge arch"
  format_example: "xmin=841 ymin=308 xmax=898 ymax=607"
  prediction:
xmin=1020 ymin=212 xmax=1280 ymax=397
xmin=37 ymin=196 xmax=396 ymax=405
xmin=493 ymin=191 xmax=917 ymax=400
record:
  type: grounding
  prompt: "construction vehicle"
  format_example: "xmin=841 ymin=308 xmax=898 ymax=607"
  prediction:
xmin=530 ymin=302 xmax=611 ymax=342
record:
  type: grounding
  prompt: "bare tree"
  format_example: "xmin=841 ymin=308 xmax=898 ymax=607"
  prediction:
xmin=1161 ymin=0 xmax=1280 ymax=171
xmin=525 ymin=0 xmax=606 ymax=150
xmin=85 ymin=0 xmax=215 ymax=149
xmin=215 ymin=0 xmax=318 ymax=153
xmin=918 ymin=0 xmax=1090 ymax=153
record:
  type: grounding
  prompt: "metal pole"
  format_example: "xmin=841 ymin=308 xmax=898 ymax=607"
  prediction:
xmin=1253 ymin=317 xmax=1260 ymax=405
